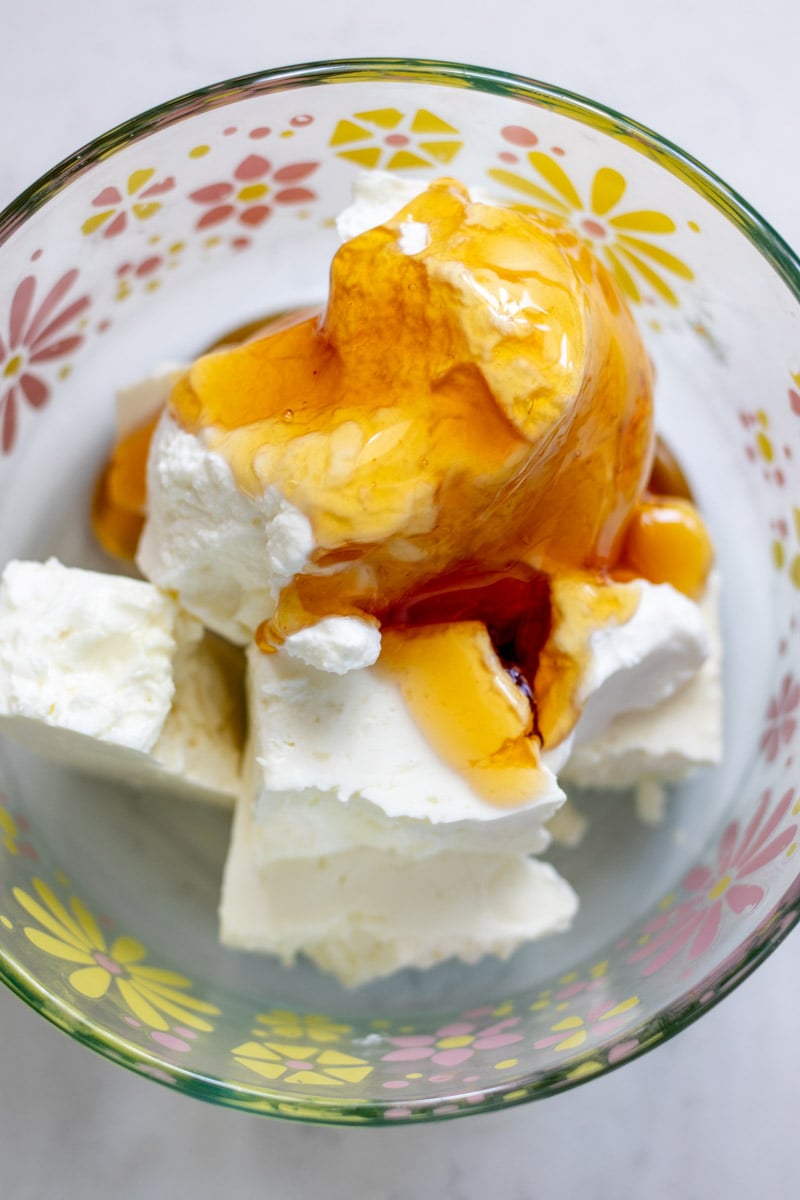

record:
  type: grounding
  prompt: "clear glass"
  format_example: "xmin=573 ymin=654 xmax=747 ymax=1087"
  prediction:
xmin=0 ymin=59 xmax=798 ymax=1124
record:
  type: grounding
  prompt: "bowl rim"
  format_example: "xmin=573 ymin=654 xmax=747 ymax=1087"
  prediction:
xmin=1 ymin=56 xmax=799 ymax=1126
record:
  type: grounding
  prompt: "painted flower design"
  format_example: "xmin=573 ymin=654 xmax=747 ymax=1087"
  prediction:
xmin=738 ymin=406 xmax=790 ymax=490
xmin=0 ymin=806 xmax=35 ymax=859
xmin=628 ymin=787 xmax=798 ymax=976
xmin=81 ymin=169 xmax=175 ymax=238
xmin=533 ymin=996 xmax=639 ymax=1052
xmin=330 ymin=108 xmax=462 ymax=170
xmin=232 ymin=1037 xmax=372 ymax=1087
xmin=0 ymin=270 xmax=90 ymax=453
xmin=381 ymin=1016 xmax=523 ymax=1069
xmin=760 ymin=674 xmax=800 ymax=761
xmin=114 ymin=243 xmax=185 ymax=301
xmin=14 ymin=877 xmax=218 ymax=1032
xmin=253 ymin=1008 xmax=351 ymax=1044
xmin=188 ymin=155 xmax=318 ymax=231
xmin=488 ymin=152 xmax=692 ymax=305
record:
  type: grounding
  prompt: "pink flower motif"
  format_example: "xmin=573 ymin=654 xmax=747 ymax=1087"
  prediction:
xmin=760 ymin=674 xmax=800 ymax=761
xmin=188 ymin=155 xmax=319 ymax=231
xmin=0 ymin=270 xmax=90 ymax=453
xmin=81 ymin=169 xmax=175 ymax=238
xmin=381 ymin=1017 xmax=523 ymax=1068
xmin=629 ymin=787 xmax=797 ymax=976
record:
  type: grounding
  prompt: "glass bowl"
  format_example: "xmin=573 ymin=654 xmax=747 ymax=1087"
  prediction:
xmin=0 ymin=58 xmax=798 ymax=1125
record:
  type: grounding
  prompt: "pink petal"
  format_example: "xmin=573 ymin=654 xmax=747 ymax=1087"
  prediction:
xmin=473 ymin=1018 xmax=519 ymax=1037
xmin=26 ymin=270 xmax=81 ymax=345
xmin=29 ymin=335 xmax=82 ymax=363
xmin=739 ymin=788 xmax=794 ymax=868
xmin=472 ymin=1032 xmax=523 ymax=1050
xmin=608 ymin=1039 xmax=639 ymax=1064
xmin=683 ymin=865 xmax=713 ymax=893
xmin=0 ymin=332 xmax=6 ymax=363
xmin=780 ymin=718 xmax=797 ymax=745
xmin=18 ymin=374 xmax=49 ymax=408
xmin=725 ymin=883 xmax=763 ymax=914
xmin=767 ymin=696 xmax=780 ymax=721
xmin=275 ymin=186 xmax=315 ymax=204
xmin=273 ymin=161 xmax=318 ymax=184
xmin=737 ymin=789 xmax=772 ymax=862
xmin=134 ymin=256 xmax=162 ymax=278
xmin=9 ymin=277 xmax=36 ymax=347
xmin=738 ymin=825 xmax=797 ymax=876
xmin=196 ymin=205 xmax=235 ymax=230
xmin=189 ymin=183 xmax=234 ymax=204
xmin=760 ymin=729 xmax=779 ymax=762
xmin=790 ymin=389 xmax=800 ymax=416
xmin=92 ymin=186 xmax=123 ymax=206
xmin=103 ymin=212 xmax=127 ymax=238
xmin=435 ymin=1022 xmax=474 ymax=1038
xmin=238 ymin=205 xmax=271 ymax=227
xmin=381 ymin=1047 xmax=434 ymax=1063
xmin=29 ymin=295 xmax=90 ymax=353
xmin=717 ymin=820 xmax=739 ymax=873
xmin=234 ymin=155 xmax=271 ymax=181
xmin=533 ymin=1033 xmax=564 ymax=1050
xmin=431 ymin=1048 xmax=474 ymax=1067
xmin=784 ymin=681 xmax=800 ymax=713
xmin=688 ymin=901 xmax=722 ymax=959
xmin=139 ymin=176 xmax=175 ymax=198
xmin=2 ymin=388 xmax=17 ymax=453
xmin=554 ymin=982 xmax=585 ymax=1001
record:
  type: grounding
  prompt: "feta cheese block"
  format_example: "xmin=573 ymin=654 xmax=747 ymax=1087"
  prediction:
xmin=137 ymin=412 xmax=314 ymax=645
xmin=245 ymin=644 xmax=566 ymax=863
xmin=0 ymin=558 xmax=244 ymax=805
xmin=220 ymin=782 xmax=578 ymax=987
xmin=562 ymin=573 xmax=722 ymax=790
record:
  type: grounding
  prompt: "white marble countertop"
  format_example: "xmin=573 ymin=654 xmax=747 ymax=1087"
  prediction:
xmin=1 ymin=1 xmax=798 ymax=1196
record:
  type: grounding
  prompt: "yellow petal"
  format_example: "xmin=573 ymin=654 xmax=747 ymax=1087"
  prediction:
xmin=591 ymin=167 xmax=626 ymax=216
xmin=128 ymin=977 xmax=219 ymax=1014
xmin=599 ymin=995 xmax=639 ymax=1020
xmin=115 ymin=978 xmax=169 ymax=1030
xmin=14 ymin=885 xmax=88 ymax=952
xmin=418 ymin=140 xmax=462 ymax=164
xmin=354 ymin=107 xmax=404 ymax=130
xmin=0 ymin=810 xmax=17 ymax=839
xmin=551 ymin=1016 xmax=584 ymax=1032
xmin=336 ymin=147 xmax=382 ymax=168
xmin=320 ymin=1066 xmax=373 ymax=1083
xmin=555 ymin=1031 xmax=587 ymax=1051
xmin=615 ymin=233 xmax=693 ymax=280
xmin=330 ymin=119 xmax=372 ymax=146
xmin=285 ymin=1069 xmax=341 ymax=1086
xmin=386 ymin=150 xmax=430 ymax=171
xmin=110 ymin=935 xmax=147 ymax=965
xmin=486 ymin=168 xmax=570 ymax=212
xmin=316 ymin=1049 xmax=369 ymax=1067
xmin=236 ymin=1057 xmax=287 ymax=1080
xmin=131 ymin=202 xmax=160 ymax=221
xmin=410 ymin=109 xmax=457 ymax=134
xmin=70 ymin=897 xmax=106 ymax=953
xmin=609 ymin=210 xmax=676 ymax=233
xmin=617 ymin=247 xmax=679 ymax=304
xmin=69 ymin=965 xmax=112 ymax=998
xmin=527 ymin=151 xmax=583 ymax=209
xmin=266 ymin=1042 xmax=318 ymax=1060
xmin=233 ymin=1041 xmax=282 ymax=1061
xmin=81 ymin=210 xmax=113 ymax=236
xmin=125 ymin=964 xmax=191 ymax=986
xmin=602 ymin=245 xmax=641 ymax=303
xmin=23 ymin=928 xmax=94 ymax=964
xmin=127 ymin=168 xmax=155 ymax=196
xmin=129 ymin=985 xmax=214 ymax=1032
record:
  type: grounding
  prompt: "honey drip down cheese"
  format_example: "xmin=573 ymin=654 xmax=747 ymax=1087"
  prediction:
xmin=92 ymin=178 xmax=714 ymax=805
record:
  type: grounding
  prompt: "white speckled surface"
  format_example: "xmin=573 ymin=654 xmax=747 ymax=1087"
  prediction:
xmin=1 ymin=1 xmax=798 ymax=1195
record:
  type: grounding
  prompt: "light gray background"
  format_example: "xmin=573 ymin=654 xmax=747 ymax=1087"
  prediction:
xmin=1 ymin=2 xmax=798 ymax=1197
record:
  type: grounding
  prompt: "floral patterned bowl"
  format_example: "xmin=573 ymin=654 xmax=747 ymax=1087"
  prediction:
xmin=0 ymin=59 xmax=798 ymax=1125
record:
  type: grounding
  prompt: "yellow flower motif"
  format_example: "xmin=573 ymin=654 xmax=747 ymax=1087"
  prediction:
xmin=13 ymin=877 xmax=218 ymax=1033
xmin=0 ymin=807 xmax=21 ymax=855
xmin=254 ymin=1008 xmax=352 ymax=1043
xmin=232 ymin=1038 xmax=373 ymax=1087
xmin=81 ymin=169 xmax=175 ymax=238
xmin=330 ymin=108 xmax=462 ymax=171
xmin=535 ymin=996 xmax=639 ymax=1052
xmin=488 ymin=155 xmax=693 ymax=305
